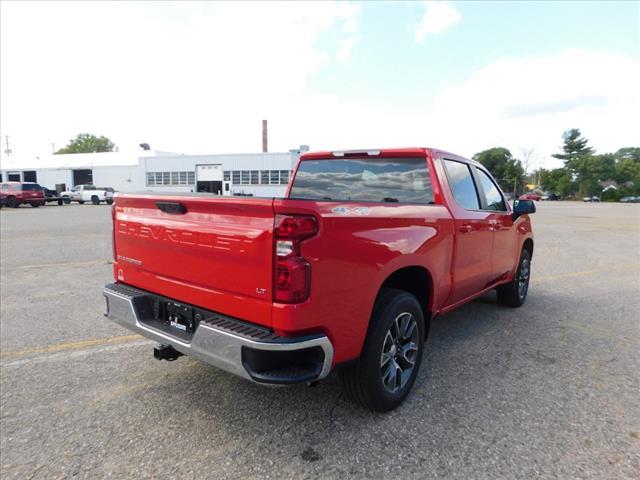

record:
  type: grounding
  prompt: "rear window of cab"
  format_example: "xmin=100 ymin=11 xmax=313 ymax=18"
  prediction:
xmin=289 ymin=157 xmax=434 ymax=204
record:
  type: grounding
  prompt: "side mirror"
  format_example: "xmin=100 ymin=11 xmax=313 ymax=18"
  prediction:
xmin=513 ymin=199 xmax=536 ymax=219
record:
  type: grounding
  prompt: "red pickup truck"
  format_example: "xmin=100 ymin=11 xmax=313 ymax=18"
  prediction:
xmin=104 ymin=148 xmax=535 ymax=411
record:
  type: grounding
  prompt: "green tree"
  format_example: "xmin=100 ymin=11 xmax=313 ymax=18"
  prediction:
xmin=541 ymin=133 xmax=638 ymax=199
xmin=614 ymin=147 xmax=640 ymax=163
xmin=556 ymin=172 xmax=577 ymax=198
xmin=56 ymin=133 xmax=115 ymax=154
xmin=552 ymin=129 xmax=594 ymax=165
xmin=579 ymin=155 xmax=612 ymax=196
xmin=615 ymin=159 xmax=640 ymax=186
xmin=472 ymin=147 xmax=525 ymax=193
xmin=552 ymin=129 xmax=597 ymax=196
xmin=536 ymin=167 xmax=576 ymax=197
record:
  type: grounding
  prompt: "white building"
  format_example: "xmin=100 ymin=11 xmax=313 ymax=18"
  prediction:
xmin=0 ymin=146 xmax=309 ymax=197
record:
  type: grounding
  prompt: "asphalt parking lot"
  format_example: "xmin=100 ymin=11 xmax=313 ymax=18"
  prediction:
xmin=1 ymin=202 xmax=639 ymax=479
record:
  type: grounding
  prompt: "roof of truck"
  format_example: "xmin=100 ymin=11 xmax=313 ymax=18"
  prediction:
xmin=300 ymin=147 xmax=476 ymax=164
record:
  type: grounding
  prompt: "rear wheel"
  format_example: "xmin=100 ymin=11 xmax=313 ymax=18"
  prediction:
xmin=78 ymin=200 xmax=85 ymax=205
xmin=497 ymin=249 xmax=531 ymax=307
xmin=91 ymin=195 xmax=100 ymax=205
xmin=339 ymin=288 xmax=424 ymax=412
xmin=62 ymin=196 xmax=71 ymax=204
xmin=106 ymin=198 xmax=113 ymax=205
xmin=7 ymin=196 xmax=18 ymax=208
xmin=30 ymin=202 xmax=40 ymax=208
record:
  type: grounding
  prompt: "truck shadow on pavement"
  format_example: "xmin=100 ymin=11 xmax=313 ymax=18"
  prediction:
xmin=137 ymin=289 xmax=559 ymax=463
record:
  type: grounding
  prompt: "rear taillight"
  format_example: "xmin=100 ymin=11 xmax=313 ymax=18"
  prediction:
xmin=273 ymin=214 xmax=317 ymax=303
xmin=111 ymin=203 xmax=116 ymax=262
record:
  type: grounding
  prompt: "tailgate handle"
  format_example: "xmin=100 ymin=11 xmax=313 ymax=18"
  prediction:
xmin=156 ymin=201 xmax=187 ymax=214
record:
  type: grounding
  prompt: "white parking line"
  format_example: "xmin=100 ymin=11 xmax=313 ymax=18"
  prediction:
xmin=0 ymin=340 xmax=152 ymax=368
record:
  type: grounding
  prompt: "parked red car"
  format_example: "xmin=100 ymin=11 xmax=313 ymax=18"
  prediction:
xmin=103 ymin=148 xmax=535 ymax=411
xmin=0 ymin=182 xmax=45 ymax=208
xmin=519 ymin=192 xmax=541 ymax=201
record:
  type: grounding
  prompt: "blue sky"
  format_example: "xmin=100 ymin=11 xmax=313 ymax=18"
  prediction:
xmin=313 ymin=1 xmax=639 ymax=102
xmin=1 ymin=1 xmax=638 ymax=169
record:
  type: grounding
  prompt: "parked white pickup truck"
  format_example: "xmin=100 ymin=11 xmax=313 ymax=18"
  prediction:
xmin=61 ymin=185 xmax=114 ymax=205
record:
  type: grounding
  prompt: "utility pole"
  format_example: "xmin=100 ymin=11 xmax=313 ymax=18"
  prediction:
xmin=50 ymin=143 xmax=56 ymax=154
xmin=3 ymin=135 xmax=12 ymax=156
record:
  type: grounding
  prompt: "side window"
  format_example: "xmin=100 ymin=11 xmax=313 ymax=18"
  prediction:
xmin=443 ymin=159 xmax=480 ymax=210
xmin=476 ymin=168 xmax=507 ymax=211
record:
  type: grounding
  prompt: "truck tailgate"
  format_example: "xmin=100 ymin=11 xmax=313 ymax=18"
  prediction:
xmin=113 ymin=194 xmax=275 ymax=327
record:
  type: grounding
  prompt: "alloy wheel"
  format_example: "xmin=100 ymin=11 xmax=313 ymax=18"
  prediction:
xmin=380 ymin=312 xmax=419 ymax=393
xmin=518 ymin=258 xmax=530 ymax=299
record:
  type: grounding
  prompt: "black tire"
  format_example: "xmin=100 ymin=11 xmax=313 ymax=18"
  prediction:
xmin=78 ymin=200 xmax=85 ymax=205
xmin=30 ymin=203 xmax=40 ymax=208
xmin=106 ymin=199 xmax=113 ymax=205
xmin=91 ymin=195 xmax=100 ymax=205
xmin=497 ymin=249 xmax=531 ymax=307
xmin=339 ymin=288 xmax=425 ymax=412
xmin=62 ymin=196 xmax=71 ymax=204
xmin=7 ymin=196 xmax=19 ymax=208
xmin=58 ymin=199 xmax=63 ymax=205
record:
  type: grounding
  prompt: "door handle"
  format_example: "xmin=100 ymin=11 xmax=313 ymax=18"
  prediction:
xmin=156 ymin=201 xmax=187 ymax=214
xmin=459 ymin=224 xmax=473 ymax=234
xmin=488 ymin=219 xmax=500 ymax=231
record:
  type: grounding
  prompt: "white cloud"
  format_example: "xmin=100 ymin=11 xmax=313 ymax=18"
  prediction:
xmin=1 ymin=2 xmax=637 ymax=173
xmin=415 ymin=1 xmax=461 ymax=43
xmin=336 ymin=35 xmax=361 ymax=62
xmin=335 ymin=2 xmax=361 ymax=62
xmin=427 ymin=48 xmax=640 ymax=167
xmin=0 ymin=1 xmax=362 ymax=162
xmin=256 ymin=49 xmax=639 ymax=171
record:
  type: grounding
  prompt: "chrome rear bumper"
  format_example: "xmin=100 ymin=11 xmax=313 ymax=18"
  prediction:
xmin=103 ymin=283 xmax=333 ymax=384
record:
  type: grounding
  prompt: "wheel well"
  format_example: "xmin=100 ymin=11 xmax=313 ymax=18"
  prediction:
xmin=523 ymin=238 xmax=534 ymax=258
xmin=378 ymin=266 xmax=432 ymax=338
